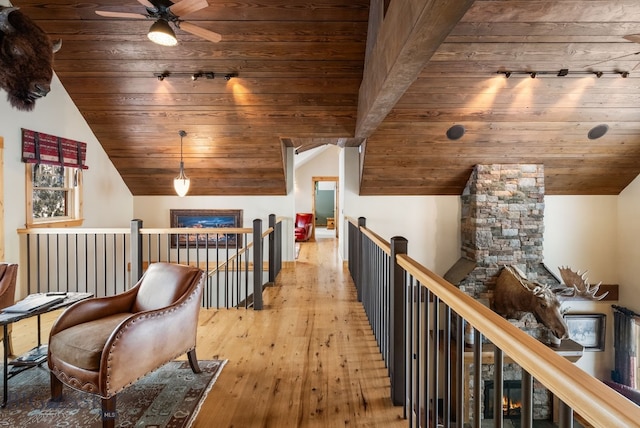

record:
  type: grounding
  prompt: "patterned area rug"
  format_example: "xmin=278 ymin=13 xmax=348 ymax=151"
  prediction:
xmin=0 ymin=359 xmax=226 ymax=427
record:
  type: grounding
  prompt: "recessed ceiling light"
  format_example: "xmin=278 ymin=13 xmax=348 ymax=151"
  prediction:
xmin=588 ymin=124 xmax=609 ymax=140
xmin=446 ymin=124 xmax=466 ymax=140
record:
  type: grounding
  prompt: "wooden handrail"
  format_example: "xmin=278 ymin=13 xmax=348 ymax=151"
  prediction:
xmin=359 ymin=227 xmax=391 ymax=256
xmin=396 ymin=253 xmax=640 ymax=427
xmin=18 ymin=227 xmax=130 ymax=234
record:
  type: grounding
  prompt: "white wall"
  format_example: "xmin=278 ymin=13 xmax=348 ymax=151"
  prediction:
xmin=619 ymin=174 xmax=640 ymax=310
xmin=0 ymin=74 xmax=133 ymax=265
xmin=544 ymin=195 xmax=619 ymax=379
xmin=294 ymin=145 xmax=340 ymax=213
xmin=340 ymin=147 xmax=461 ymax=274
xmin=133 ymin=195 xmax=296 ymax=261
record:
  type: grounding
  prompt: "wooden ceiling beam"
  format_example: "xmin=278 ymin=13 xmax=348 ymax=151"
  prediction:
xmin=355 ymin=0 xmax=475 ymax=138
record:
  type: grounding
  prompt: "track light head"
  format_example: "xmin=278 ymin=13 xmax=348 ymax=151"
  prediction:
xmin=155 ymin=72 xmax=169 ymax=81
xmin=621 ymin=71 xmax=630 ymax=78
xmin=594 ymin=71 xmax=603 ymax=78
xmin=224 ymin=73 xmax=237 ymax=81
xmin=191 ymin=73 xmax=202 ymax=81
xmin=557 ymin=69 xmax=569 ymax=77
xmin=529 ymin=72 xmax=537 ymax=78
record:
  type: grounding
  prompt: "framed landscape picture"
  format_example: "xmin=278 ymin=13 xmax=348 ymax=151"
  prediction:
xmin=170 ymin=209 xmax=243 ymax=248
xmin=564 ymin=313 xmax=606 ymax=351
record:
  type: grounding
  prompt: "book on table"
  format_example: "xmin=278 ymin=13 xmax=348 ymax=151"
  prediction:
xmin=10 ymin=345 xmax=48 ymax=366
xmin=2 ymin=293 xmax=66 ymax=313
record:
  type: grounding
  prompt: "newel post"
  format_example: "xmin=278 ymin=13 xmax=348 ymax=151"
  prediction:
xmin=356 ymin=216 xmax=366 ymax=302
xmin=268 ymin=214 xmax=276 ymax=284
xmin=130 ymin=219 xmax=143 ymax=282
xmin=390 ymin=236 xmax=408 ymax=407
xmin=253 ymin=218 xmax=263 ymax=310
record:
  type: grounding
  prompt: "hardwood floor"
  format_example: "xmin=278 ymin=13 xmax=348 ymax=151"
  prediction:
xmin=5 ymin=233 xmax=405 ymax=427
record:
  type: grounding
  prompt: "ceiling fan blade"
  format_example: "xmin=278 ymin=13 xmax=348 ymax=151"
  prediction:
xmin=168 ymin=0 xmax=209 ymax=17
xmin=623 ymin=34 xmax=640 ymax=44
xmin=95 ymin=10 xmax=148 ymax=19
xmin=179 ymin=21 xmax=222 ymax=43
xmin=137 ymin=0 xmax=156 ymax=9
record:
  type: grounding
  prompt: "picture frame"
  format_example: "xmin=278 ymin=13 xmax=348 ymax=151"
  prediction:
xmin=170 ymin=209 xmax=243 ymax=248
xmin=564 ymin=313 xmax=606 ymax=351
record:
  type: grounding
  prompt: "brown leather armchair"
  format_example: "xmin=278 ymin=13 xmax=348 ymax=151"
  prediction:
xmin=0 ymin=263 xmax=18 ymax=356
xmin=48 ymin=262 xmax=206 ymax=428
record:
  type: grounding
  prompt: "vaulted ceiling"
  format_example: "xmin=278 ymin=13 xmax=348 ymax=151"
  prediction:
xmin=20 ymin=0 xmax=640 ymax=196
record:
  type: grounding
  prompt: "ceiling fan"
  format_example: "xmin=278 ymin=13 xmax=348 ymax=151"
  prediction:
xmin=95 ymin=0 xmax=221 ymax=46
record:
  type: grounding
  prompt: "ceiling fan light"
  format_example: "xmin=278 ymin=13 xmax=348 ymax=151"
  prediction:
xmin=148 ymin=19 xmax=178 ymax=46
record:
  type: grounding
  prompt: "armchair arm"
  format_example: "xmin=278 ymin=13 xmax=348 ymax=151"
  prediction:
xmin=49 ymin=288 xmax=139 ymax=336
xmin=98 ymin=278 xmax=204 ymax=395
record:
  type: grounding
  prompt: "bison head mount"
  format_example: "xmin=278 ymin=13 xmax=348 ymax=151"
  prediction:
xmin=0 ymin=6 xmax=61 ymax=111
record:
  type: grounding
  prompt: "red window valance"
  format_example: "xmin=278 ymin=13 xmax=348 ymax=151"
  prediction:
xmin=21 ymin=128 xmax=89 ymax=170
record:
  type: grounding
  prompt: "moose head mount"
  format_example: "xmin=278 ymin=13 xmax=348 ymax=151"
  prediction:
xmin=493 ymin=265 xmax=607 ymax=342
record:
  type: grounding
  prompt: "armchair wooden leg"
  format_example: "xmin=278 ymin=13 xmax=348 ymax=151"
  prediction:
xmin=187 ymin=349 xmax=201 ymax=373
xmin=102 ymin=395 xmax=116 ymax=428
xmin=50 ymin=373 xmax=63 ymax=402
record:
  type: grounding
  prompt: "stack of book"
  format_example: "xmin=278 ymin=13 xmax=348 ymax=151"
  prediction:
xmin=2 ymin=293 xmax=66 ymax=313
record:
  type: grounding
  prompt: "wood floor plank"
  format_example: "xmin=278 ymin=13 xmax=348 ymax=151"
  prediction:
xmin=2 ymin=234 xmax=405 ymax=427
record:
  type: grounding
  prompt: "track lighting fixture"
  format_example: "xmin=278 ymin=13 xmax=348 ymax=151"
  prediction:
xmin=155 ymin=71 xmax=234 ymax=81
xmin=173 ymin=130 xmax=190 ymax=197
xmin=192 ymin=72 xmax=215 ymax=80
xmin=497 ymin=69 xmax=630 ymax=79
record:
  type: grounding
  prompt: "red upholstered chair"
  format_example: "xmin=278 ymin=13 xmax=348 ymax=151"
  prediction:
xmin=295 ymin=213 xmax=314 ymax=242
xmin=48 ymin=262 xmax=206 ymax=428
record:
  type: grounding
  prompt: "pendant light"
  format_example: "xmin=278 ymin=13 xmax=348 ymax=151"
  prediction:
xmin=173 ymin=130 xmax=190 ymax=197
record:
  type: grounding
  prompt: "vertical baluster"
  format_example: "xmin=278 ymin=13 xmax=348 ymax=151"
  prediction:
xmin=432 ymin=295 xmax=440 ymax=428
xmin=521 ymin=370 xmax=533 ymax=428
xmin=443 ymin=305 xmax=452 ymax=427
xmin=473 ymin=328 xmax=482 ymax=428
xmin=494 ymin=347 xmax=504 ymax=428
xmin=408 ymin=277 xmax=415 ymax=426
xmin=558 ymin=399 xmax=574 ymax=428
xmin=456 ymin=314 xmax=464 ymax=428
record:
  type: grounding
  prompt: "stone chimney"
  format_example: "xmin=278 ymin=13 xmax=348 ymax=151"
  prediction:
xmin=445 ymin=164 xmax=558 ymax=302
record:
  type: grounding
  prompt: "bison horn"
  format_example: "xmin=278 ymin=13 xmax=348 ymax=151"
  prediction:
xmin=52 ymin=38 xmax=62 ymax=53
xmin=0 ymin=7 xmax=18 ymax=34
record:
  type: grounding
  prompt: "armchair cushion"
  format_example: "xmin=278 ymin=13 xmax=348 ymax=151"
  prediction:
xmin=132 ymin=263 xmax=199 ymax=312
xmin=49 ymin=313 xmax=132 ymax=371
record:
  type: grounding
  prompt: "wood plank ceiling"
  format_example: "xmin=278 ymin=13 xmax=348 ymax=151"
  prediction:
xmin=17 ymin=0 xmax=640 ymax=196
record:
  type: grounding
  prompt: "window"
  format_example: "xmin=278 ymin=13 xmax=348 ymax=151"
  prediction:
xmin=26 ymin=163 xmax=83 ymax=227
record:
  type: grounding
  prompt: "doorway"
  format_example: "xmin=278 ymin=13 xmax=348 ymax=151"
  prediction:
xmin=311 ymin=176 xmax=338 ymax=240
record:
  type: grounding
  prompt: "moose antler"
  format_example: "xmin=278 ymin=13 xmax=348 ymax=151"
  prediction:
xmin=558 ymin=266 xmax=608 ymax=300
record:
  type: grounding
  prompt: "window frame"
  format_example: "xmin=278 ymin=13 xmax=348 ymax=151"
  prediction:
xmin=25 ymin=163 xmax=84 ymax=228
